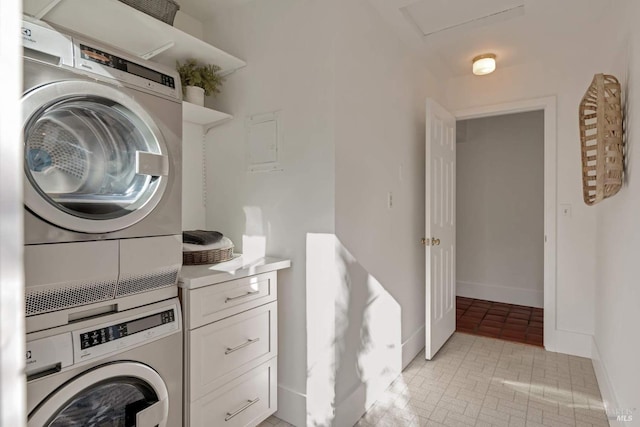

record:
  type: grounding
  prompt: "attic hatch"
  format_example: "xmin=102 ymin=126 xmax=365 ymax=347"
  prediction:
xmin=400 ymin=0 xmax=525 ymax=38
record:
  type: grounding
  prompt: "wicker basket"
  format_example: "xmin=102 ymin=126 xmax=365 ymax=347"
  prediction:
xmin=118 ymin=0 xmax=180 ymax=25
xmin=579 ymin=73 xmax=624 ymax=206
xmin=183 ymin=246 xmax=234 ymax=266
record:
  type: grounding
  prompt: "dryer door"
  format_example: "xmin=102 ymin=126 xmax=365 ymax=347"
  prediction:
xmin=22 ymin=80 xmax=170 ymax=234
xmin=28 ymin=362 xmax=169 ymax=427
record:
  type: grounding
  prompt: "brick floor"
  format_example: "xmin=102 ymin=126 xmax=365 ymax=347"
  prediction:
xmin=456 ymin=296 xmax=543 ymax=347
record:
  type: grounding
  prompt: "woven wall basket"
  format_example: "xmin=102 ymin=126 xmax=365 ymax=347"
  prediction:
xmin=579 ymin=73 xmax=624 ymax=206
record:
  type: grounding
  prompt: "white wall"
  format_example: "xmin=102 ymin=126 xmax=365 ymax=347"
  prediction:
xmin=173 ymin=11 xmax=204 ymax=39
xmin=592 ymin=0 xmax=640 ymax=422
xmin=332 ymin=1 xmax=444 ymax=425
xmin=202 ymin=2 xmax=336 ymax=424
xmin=0 ymin=0 xmax=26 ymax=425
xmin=181 ymin=122 xmax=206 ymax=230
xmin=444 ymin=19 xmax=622 ymax=352
xmin=456 ymin=112 xmax=544 ymax=307
xmin=202 ymin=0 xmax=442 ymax=425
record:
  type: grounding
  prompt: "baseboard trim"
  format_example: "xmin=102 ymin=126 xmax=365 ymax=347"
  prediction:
xmin=402 ymin=324 xmax=425 ymax=368
xmin=333 ymin=325 xmax=427 ymax=426
xmin=457 ymin=280 xmax=543 ymax=308
xmin=546 ymin=329 xmax=592 ymax=358
xmin=334 ymin=382 xmax=370 ymax=427
xmin=276 ymin=385 xmax=306 ymax=427
xmin=591 ymin=337 xmax=620 ymax=427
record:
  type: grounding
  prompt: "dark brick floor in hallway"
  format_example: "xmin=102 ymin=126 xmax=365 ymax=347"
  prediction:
xmin=456 ymin=296 xmax=544 ymax=346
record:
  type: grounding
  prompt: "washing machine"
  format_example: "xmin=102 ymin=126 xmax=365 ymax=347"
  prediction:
xmin=26 ymin=298 xmax=182 ymax=427
xmin=21 ymin=18 xmax=183 ymax=332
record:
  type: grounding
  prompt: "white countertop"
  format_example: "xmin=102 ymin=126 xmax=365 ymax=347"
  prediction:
xmin=178 ymin=255 xmax=291 ymax=289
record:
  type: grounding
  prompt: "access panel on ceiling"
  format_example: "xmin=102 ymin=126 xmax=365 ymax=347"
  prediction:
xmin=401 ymin=0 xmax=525 ymax=37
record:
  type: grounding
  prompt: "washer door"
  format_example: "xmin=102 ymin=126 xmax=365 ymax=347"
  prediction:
xmin=22 ymin=80 xmax=170 ymax=234
xmin=28 ymin=362 xmax=169 ymax=427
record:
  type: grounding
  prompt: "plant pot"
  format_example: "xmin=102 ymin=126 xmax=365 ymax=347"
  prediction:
xmin=184 ymin=86 xmax=205 ymax=106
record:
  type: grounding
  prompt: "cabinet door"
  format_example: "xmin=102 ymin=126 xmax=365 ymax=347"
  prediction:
xmin=187 ymin=302 xmax=277 ymax=400
xmin=189 ymin=358 xmax=277 ymax=427
xmin=186 ymin=272 xmax=277 ymax=329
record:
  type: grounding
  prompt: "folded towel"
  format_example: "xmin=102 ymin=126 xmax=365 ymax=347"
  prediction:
xmin=183 ymin=236 xmax=234 ymax=252
xmin=183 ymin=230 xmax=223 ymax=245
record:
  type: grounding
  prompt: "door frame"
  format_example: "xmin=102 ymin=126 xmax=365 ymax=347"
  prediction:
xmin=453 ymin=96 xmax=557 ymax=351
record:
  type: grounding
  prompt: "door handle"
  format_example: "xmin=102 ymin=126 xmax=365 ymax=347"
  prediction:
xmin=225 ymin=338 xmax=260 ymax=355
xmin=136 ymin=399 xmax=167 ymax=426
xmin=225 ymin=290 xmax=260 ymax=303
xmin=421 ymin=237 xmax=441 ymax=246
xmin=225 ymin=397 xmax=260 ymax=421
xmin=136 ymin=151 xmax=169 ymax=176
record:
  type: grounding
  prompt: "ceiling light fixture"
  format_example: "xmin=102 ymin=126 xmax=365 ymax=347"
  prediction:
xmin=472 ymin=53 xmax=496 ymax=76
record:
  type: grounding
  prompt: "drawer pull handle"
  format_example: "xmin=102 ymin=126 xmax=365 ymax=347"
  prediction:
xmin=225 ymin=290 xmax=259 ymax=303
xmin=225 ymin=338 xmax=260 ymax=355
xmin=225 ymin=397 xmax=260 ymax=421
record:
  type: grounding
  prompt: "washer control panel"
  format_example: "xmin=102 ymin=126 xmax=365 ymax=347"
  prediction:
xmin=79 ymin=309 xmax=175 ymax=350
xmin=72 ymin=303 xmax=180 ymax=363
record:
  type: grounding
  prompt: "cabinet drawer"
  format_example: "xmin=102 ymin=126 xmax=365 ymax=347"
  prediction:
xmin=189 ymin=358 xmax=277 ymax=427
xmin=188 ymin=302 xmax=277 ymax=400
xmin=185 ymin=272 xmax=277 ymax=329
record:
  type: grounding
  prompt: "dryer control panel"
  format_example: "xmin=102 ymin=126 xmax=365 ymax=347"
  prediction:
xmin=73 ymin=39 xmax=181 ymax=100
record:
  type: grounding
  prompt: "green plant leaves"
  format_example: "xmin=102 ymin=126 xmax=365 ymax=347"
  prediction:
xmin=176 ymin=59 xmax=224 ymax=96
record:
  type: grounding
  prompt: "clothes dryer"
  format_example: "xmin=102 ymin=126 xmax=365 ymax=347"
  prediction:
xmin=21 ymin=19 xmax=183 ymax=331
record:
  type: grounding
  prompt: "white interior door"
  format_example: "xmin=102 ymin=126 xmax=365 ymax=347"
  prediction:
xmin=425 ymin=99 xmax=456 ymax=360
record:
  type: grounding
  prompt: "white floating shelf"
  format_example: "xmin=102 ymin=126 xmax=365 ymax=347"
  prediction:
xmin=182 ymin=102 xmax=233 ymax=129
xmin=24 ymin=0 xmax=246 ymax=75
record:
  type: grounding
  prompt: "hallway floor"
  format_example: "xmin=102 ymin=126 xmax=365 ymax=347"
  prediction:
xmin=456 ymin=297 xmax=544 ymax=347
xmin=262 ymin=333 xmax=608 ymax=427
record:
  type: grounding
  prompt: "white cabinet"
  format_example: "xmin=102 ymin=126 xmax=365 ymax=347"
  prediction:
xmin=180 ymin=258 xmax=290 ymax=427
xmin=190 ymin=358 xmax=277 ymax=427
xmin=188 ymin=302 xmax=277 ymax=397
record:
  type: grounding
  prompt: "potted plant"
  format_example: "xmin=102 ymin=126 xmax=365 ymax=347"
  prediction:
xmin=176 ymin=59 xmax=224 ymax=106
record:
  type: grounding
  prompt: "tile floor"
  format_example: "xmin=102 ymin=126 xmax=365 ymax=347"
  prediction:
xmin=261 ymin=333 xmax=608 ymax=427
xmin=259 ymin=415 xmax=295 ymax=427
xmin=456 ymin=297 xmax=544 ymax=347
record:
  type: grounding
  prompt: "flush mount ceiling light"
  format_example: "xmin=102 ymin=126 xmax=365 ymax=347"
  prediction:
xmin=472 ymin=54 xmax=497 ymax=75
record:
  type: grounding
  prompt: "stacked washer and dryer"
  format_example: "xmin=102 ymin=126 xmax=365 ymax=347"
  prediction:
xmin=22 ymin=18 xmax=184 ymax=427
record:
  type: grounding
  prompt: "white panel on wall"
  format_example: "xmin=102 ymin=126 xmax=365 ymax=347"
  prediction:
xmin=456 ymin=111 xmax=544 ymax=308
xmin=246 ymin=112 xmax=281 ymax=173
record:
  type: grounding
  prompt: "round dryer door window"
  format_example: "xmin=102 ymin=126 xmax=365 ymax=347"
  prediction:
xmin=22 ymin=80 xmax=170 ymax=234
xmin=28 ymin=362 xmax=169 ymax=427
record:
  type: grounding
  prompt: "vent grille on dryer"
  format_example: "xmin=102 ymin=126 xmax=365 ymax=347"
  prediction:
xmin=115 ymin=267 xmax=178 ymax=298
xmin=26 ymin=280 xmax=117 ymax=316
